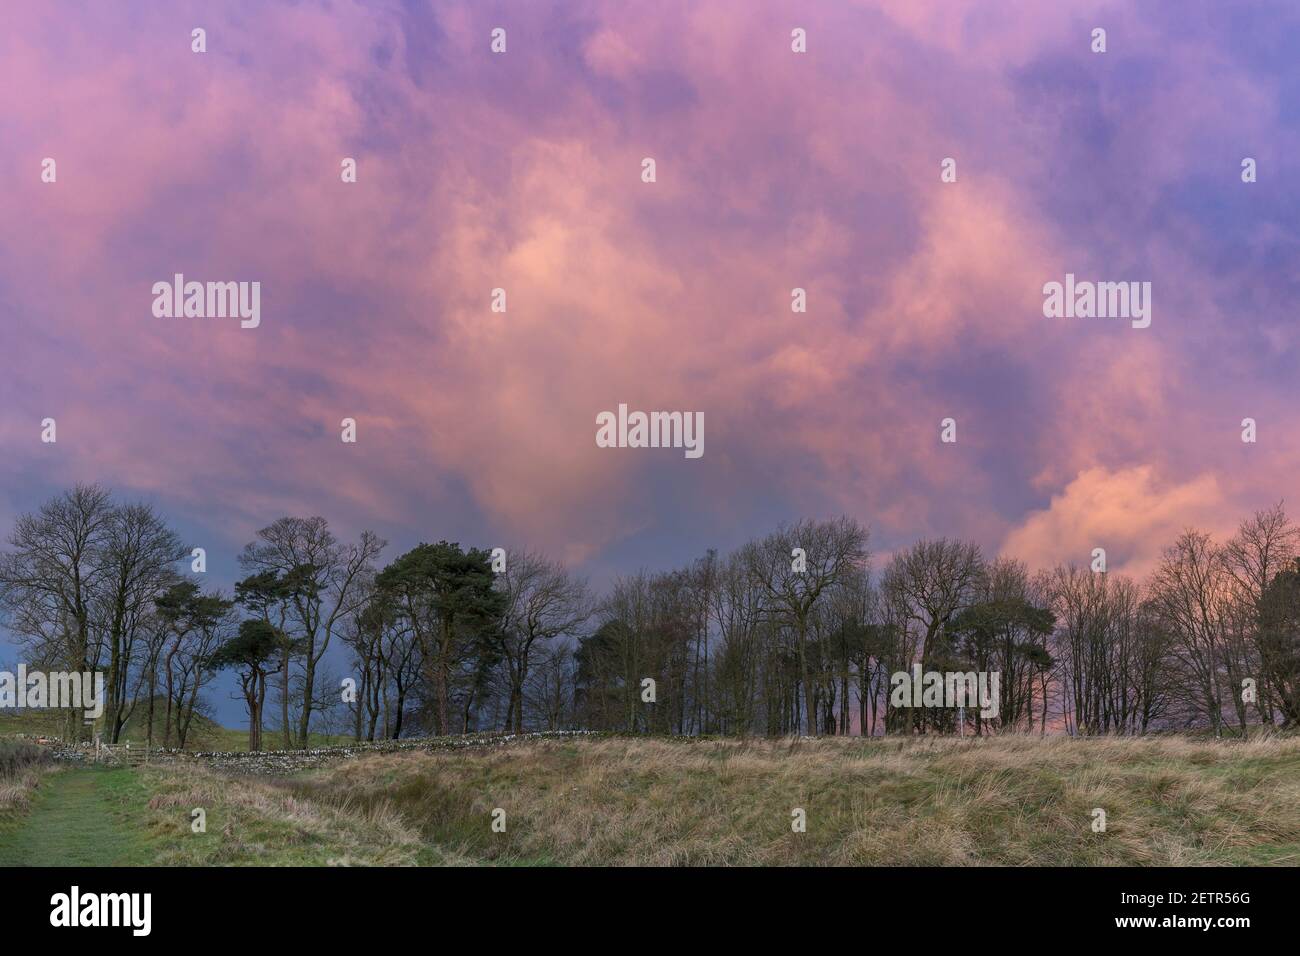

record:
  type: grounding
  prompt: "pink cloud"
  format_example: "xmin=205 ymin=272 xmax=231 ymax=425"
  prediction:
xmin=1 ymin=0 xmax=1296 ymax=576
xmin=1000 ymin=465 xmax=1230 ymax=577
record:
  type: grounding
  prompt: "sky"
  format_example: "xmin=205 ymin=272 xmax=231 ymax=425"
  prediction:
xmin=2 ymin=1 xmax=1298 ymax=726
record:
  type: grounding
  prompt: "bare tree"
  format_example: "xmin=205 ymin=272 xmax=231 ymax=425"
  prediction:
xmin=0 ymin=485 xmax=115 ymax=741
xmin=526 ymin=642 xmax=578 ymax=731
xmin=94 ymin=502 xmax=187 ymax=741
xmin=1223 ymin=503 xmax=1299 ymax=724
xmin=882 ymin=538 xmax=984 ymax=733
xmin=743 ymin=517 xmax=869 ymax=736
xmin=496 ymin=550 xmax=591 ymax=733
xmin=1148 ymin=530 xmax=1232 ymax=736
xmin=710 ymin=550 xmax=767 ymax=735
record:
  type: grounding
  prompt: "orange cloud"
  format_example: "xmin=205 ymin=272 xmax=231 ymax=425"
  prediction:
xmin=1000 ymin=466 xmax=1231 ymax=578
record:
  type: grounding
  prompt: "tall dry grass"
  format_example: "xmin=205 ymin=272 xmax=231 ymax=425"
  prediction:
xmin=0 ymin=740 xmax=55 ymax=814
xmin=139 ymin=761 xmax=438 ymax=866
xmin=283 ymin=733 xmax=1300 ymax=866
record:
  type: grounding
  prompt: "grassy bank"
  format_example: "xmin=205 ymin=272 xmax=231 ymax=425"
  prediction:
xmin=0 ymin=740 xmax=55 ymax=817
xmin=0 ymin=708 xmax=349 ymax=752
xmin=133 ymin=761 xmax=428 ymax=866
xmin=1 ymin=734 xmax=1297 ymax=866
xmin=0 ymin=761 xmax=427 ymax=866
xmin=281 ymin=734 xmax=1300 ymax=866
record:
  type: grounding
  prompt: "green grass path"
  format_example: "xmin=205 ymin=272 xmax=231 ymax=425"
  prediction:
xmin=0 ymin=768 xmax=152 ymax=866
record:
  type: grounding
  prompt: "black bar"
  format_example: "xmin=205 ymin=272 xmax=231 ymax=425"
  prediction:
xmin=3 ymin=866 xmax=1281 ymax=942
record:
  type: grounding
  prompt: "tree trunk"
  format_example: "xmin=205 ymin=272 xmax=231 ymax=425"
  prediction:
xmin=276 ymin=643 xmax=290 ymax=748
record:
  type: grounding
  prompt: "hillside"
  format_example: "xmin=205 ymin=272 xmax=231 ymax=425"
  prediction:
xmin=0 ymin=706 xmax=350 ymax=753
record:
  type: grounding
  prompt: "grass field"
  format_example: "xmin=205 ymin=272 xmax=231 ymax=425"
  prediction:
xmin=0 ymin=767 xmax=153 ymax=866
xmin=2 ymin=732 xmax=1296 ymax=866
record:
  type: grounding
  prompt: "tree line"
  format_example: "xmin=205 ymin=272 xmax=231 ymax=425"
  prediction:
xmin=2 ymin=485 xmax=1298 ymax=748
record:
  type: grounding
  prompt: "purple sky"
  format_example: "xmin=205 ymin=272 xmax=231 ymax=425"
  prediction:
xmin=3 ymin=1 xmax=1298 ymax=726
